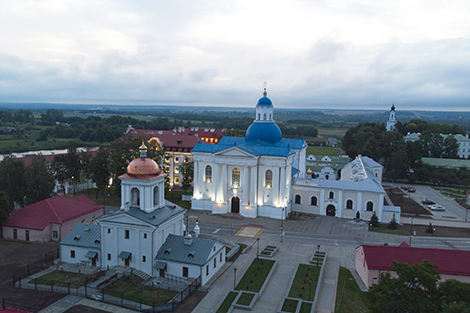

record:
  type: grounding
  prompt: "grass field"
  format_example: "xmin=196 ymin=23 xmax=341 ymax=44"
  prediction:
xmin=104 ymin=274 xmax=178 ymax=306
xmin=31 ymin=271 xmax=88 ymax=286
xmin=0 ymin=238 xmax=31 ymax=245
xmin=369 ymin=223 xmax=470 ymax=238
xmin=235 ymin=259 xmax=274 ymax=293
xmin=281 ymin=299 xmax=298 ymax=312
xmin=335 ymin=267 xmax=368 ymax=313
xmin=216 ymin=291 xmax=238 ymax=313
xmin=288 ymin=264 xmax=320 ymax=301
xmin=306 ymin=146 xmax=342 ymax=156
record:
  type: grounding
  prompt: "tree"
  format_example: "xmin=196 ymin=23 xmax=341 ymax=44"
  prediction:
xmin=442 ymin=136 xmax=459 ymax=158
xmin=388 ymin=214 xmax=398 ymax=229
xmin=369 ymin=212 xmax=379 ymax=227
xmin=65 ymin=142 xmax=82 ymax=194
xmin=180 ymin=157 xmax=194 ymax=192
xmin=0 ymin=191 xmax=13 ymax=225
xmin=366 ymin=260 xmax=441 ymax=313
xmin=81 ymin=149 xmax=93 ymax=195
xmin=25 ymin=155 xmax=54 ymax=204
xmin=0 ymin=156 xmax=26 ymax=207
xmin=90 ymin=148 xmax=110 ymax=199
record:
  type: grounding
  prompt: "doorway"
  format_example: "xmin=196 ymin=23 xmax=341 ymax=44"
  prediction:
xmin=231 ymin=196 xmax=240 ymax=214
xmin=25 ymin=230 xmax=30 ymax=241
xmin=125 ymin=257 xmax=130 ymax=267
xmin=326 ymin=205 xmax=336 ymax=216
xmin=92 ymin=256 xmax=97 ymax=267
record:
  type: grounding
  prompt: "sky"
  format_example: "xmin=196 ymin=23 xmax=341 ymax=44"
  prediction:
xmin=0 ymin=0 xmax=469 ymax=110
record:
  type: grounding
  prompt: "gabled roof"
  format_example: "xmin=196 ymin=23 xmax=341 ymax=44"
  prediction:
xmin=192 ymin=136 xmax=306 ymax=158
xmin=155 ymin=234 xmax=220 ymax=266
xmin=360 ymin=242 xmax=470 ymax=277
xmin=97 ymin=201 xmax=184 ymax=227
xmin=60 ymin=223 xmax=100 ymax=248
xmin=2 ymin=195 xmax=102 ymax=230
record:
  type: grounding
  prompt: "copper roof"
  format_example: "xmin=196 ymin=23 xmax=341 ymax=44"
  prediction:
xmin=127 ymin=157 xmax=160 ymax=176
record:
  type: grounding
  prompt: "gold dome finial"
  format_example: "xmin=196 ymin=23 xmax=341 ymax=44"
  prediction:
xmin=263 ymin=81 xmax=267 ymax=96
xmin=139 ymin=141 xmax=147 ymax=157
xmin=307 ymin=168 xmax=312 ymax=174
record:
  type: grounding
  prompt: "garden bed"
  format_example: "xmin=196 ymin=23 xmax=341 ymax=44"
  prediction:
xmin=260 ymin=245 xmax=278 ymax=257
xmin=235 ymin=258 xmax=275 ymax=293
xmin=29 ymin=270 xmax=88 ymax=287
xmin=288 ymin=264 xmax=320 ymax=301
xmin=216 ymin=291 xmax=238 ymax=313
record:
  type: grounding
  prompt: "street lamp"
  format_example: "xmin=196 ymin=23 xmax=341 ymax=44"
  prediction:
xmin=234 ymin=268 xmax=237 ymax=289
xmin=257 ymin=237 xmax=260 ymax=259
xmin=317 ymin=245 xmax=320 ymax=267
xmin=308 ymin=278 xmax=312 ymax=301
xmin=409 ymin=216 xmax=413 ymax=246
xmin=281 ymin=208 xmax=284 ymax=243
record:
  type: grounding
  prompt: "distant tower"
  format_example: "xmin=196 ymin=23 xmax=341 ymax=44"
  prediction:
xmin=386 ymin=104 xmax=397 ymax=132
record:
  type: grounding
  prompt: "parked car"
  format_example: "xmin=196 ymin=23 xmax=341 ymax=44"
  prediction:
xmin=407 ymin=187 xmax=416 ymax=192
xmin=429 ymin=204 xmax=445 ymax=211
xmin=401 ymin=186 xmax=408 ymax=191
xmin=422 ymin=199 xmax=436 ymax=205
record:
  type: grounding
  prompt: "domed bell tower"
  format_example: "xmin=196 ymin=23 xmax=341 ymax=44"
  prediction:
xmin=119 ymin=142 xmax=166 ymax=213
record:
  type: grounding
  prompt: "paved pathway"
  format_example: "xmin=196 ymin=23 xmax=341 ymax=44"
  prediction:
xmin=317 ymin=258 xmax=340 ymax=313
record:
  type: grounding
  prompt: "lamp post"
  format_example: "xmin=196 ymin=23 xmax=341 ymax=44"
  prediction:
xmin=409 ymin=215 xmax=413 ymax=246
xmin=156 ymin=282 xmax=160 ymax=312
xmin=281 ymin=208 xmax=284 ymax=243
xmin=256 ymin=237 xmax=260 ymax=259
xmin=308 ymin=278 xmax=312 ymax=301
xmin=234 ymin=268 xmax=237 ymax=290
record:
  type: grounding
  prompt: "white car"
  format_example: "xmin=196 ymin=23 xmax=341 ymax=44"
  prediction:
xmin=429 ymin=204 xmax=445 ymax=211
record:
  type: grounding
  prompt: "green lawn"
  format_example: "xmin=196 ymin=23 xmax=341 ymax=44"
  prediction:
xmin=31 ymin=271 xmax=88 ymax=286
xmin=236 ymin=292 xmax=255 ymax=306
xmin=165 ymin=190 xmax=191 ymax=209
xmin=229 ymin=243 xmax=247 ymax=262
xmin=288 ymin=264 xmax=320 ymax=301
xmin=281 ymin=299 xmax=298 ymax=312
xmin=235 ymin=259 xmax=274 ymax=293
xmin=306 ymin=146 xmax=341 ymax=156
xmin=0 ymin=238 xmax=31 ymax=245
xmin=300 ymin=302 xmax=312 ymax=313
xmin=335 ymin=267 xmax=368 ymax=313
xmin=216 ymin=291 xmax=238 ymax=313
xmin=104 ymin=274 xmax=178 ymax=306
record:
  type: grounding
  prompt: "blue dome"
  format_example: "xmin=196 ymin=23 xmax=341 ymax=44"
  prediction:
xmin=257 ymin=96 xmax=272 ymax=107
xmin=245 ymin=122 xmax=282 ymax=144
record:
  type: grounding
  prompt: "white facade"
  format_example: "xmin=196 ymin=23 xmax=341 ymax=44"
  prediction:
xmin=404 ymin=133 xmax=470 ymax=159
xmin=386 ymin=104 xmax=397 ymax=132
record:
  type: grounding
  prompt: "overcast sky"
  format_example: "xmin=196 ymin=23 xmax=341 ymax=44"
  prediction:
xmin=1 ymin=0 xmax=469 ymax=110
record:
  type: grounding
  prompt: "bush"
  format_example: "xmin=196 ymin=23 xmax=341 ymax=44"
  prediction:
xmin=426 ymin=223 xmax=435 ymax=234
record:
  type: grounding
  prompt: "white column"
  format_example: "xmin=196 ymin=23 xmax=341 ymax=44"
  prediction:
xmin=357 ymin=192 xmax=363 ymax=217
xmin=213 ymin=164 xmax=220 ymax=203
xmin=319 ymin=189 xmax=325 ymax=215
xmin=279 ymin=166 xmax=286 ymax=207
xmin=338 ymin=190 xmax=343 ymax=217
xmin=250 ymin=166 xmax=256 ymax=206
xmin=193 ymin=161 xmax=199 ymax=196
xmin=378 ymin=194 xmax=384 ymax=221
xmin=221 ymin=164 xmax=227 ymax=203
xmin=243 ymin=166 xmax=249 ymax=205
xmin=169 ymin=157 xmax=174 ymax=187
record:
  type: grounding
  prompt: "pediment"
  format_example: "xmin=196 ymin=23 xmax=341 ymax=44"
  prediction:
xmin=215 ymin=146 xmax=256 ymax=158
xmin=98 ymin=211 xmax=154 ymax=227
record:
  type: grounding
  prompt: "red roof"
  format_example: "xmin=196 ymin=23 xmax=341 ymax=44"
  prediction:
xmin=361 ymin=241 xmax=470 ymax=277
xmin=126 ymin=127 xmax=224 ymax=151
xmin=15 ymin=150 xmax=98 ymax=167
xmin=2 ymin=195 xmax=103 ymax=230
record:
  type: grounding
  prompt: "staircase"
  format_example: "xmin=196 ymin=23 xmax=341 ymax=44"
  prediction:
xmin=132 ymin=269 xmax=152 ymax=282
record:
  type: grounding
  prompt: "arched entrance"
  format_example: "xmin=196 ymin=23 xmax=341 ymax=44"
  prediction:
xmin=231 ymin=196 xmax=240 ymax=214
xmin=356 ymin=211 xmax=361 ymax=219
xmin=326 ymin=205 xmax=336 ymax=216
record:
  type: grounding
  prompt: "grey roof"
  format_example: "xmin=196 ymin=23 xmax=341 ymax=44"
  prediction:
xmin=422 ymin=157 xmax=470 ymax=169
xmin=59 ymin=223 xmax=100 ymax=249
xmin=118 ymin=251 xmax=131 ymax=259
xmin=155 ymin=234 xmax=219 ymax=266
xmin=85 ymin=251 xmax=98 ymax=258
xmin=98 ymin=201 xmax=185 ymax=227
xmin=154 ymin=261 xmax=167 ymax=269
xmin=192 ymin=136 xmax=306 ymax=158
xmin=383 ymin=206 xmax=401 ymax=213
xmin=293 ymin=176 xmax=385 ymax=193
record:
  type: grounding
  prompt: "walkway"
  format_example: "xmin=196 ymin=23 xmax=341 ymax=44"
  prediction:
xmin=317 ymin=258 xmax=339 ymax=313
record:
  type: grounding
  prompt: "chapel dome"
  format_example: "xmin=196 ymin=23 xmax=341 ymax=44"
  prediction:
xmin=245 ymin=122 xmax=282 ymax=144
xmin=126 ymin=142 xmax=160 ymax=176
xmin=257 ymin=96 xmax=273 ymax=107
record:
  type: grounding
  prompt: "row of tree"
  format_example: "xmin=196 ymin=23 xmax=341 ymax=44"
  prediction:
xmin=342 ymin=121 xmax=468 ymax=181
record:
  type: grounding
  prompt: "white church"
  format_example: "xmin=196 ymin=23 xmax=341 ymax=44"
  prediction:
xmin=191 ymin=88 xmax=400 ymax=223
xmin=60 ymin=143 xmax=226 ymax=286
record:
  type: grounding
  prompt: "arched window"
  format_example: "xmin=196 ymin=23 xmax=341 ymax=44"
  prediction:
xmin=258 ymin=113 xmax=260 ymax=120
xmin=366 ymin=201 xmax=374 ymax=211
xmin=153 ymin=186 xmax=159 ymax=206
xmin=232 ymin=168 xmax=240 ymax=187
xmin=295 ymin=194 xmax=301 ymax=204
xmin=265 ymin=170 xmax=273 ymax=188
xmin=346 ymin=199 xmax=353 ymax=210
xmin=329 ymin=191 xmax=334 ymax=199
xmin=325 ymin=174 xmax=329 ymax=180
xmin=310 ymin=196 xmax=317 ymax=206
xmin=269 ymin=114 xmax=272 ymax=120
xmin=263 ymin=113 xmax=267 ymax=120
xmin=131 ymin=188 xmax=140 ymax=207
xmin=205 ymin=165 xmax=212 ymax=183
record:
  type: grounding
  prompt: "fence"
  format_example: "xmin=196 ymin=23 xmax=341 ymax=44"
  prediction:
xmin=14 ymin=272 xmax=201 ymax=312
xmin=12 ymin=249 xmax=59 ymax=283
xmin=1 ymin=298 xmax=39 ymax=313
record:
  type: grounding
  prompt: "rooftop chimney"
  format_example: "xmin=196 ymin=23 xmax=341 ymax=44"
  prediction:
xmin=184 ymin=234 xmax=193 ymax=246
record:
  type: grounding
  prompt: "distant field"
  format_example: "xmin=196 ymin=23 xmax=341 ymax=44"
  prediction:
xmin=306 ymin=146 xmax=342 ymax=156
xmin=317 ymin=128 xmax=347 ymax=138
